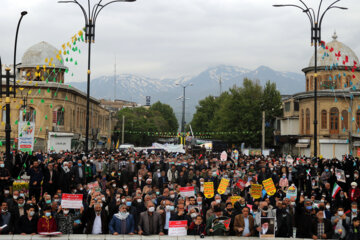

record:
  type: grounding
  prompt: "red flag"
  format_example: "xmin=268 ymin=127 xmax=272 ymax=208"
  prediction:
xmin=236 ymin=179 xmax=246 ymax=190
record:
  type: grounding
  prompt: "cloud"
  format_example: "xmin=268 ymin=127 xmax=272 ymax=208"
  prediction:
xmin=1 ymin=0 xmax=359 ymax=82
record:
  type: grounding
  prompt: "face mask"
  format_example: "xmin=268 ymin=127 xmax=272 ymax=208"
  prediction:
xmin=156 ymin=191 xmax=160 ymax=195
xmin=18 ymin=203 xmax=25 ymax=207
xmin=54 ymin=199 xmax=60 ymax=202
xmin=170 ymin=194 xmax=175 ymax=199
xmin=306 ymin=206 xmax=312 ymax=211
xmin=352 ymin=208 xmax=357 ymax=213
xmin=282 ymin=176 xmax=286 ymax=179
xmin=29 ymin=211 xmax=35 ymax=217
xmin=20 ymin=193 xmax=25 ymax=198
xmin=338 ymin=211 xmax=344 ymax=216
xmin=216 ymin=199 xmax=221 ymax=204
xmin=112 ymin=184 xmax=116 ymax=188
xmin=0 ymin=164 xmax=4 ymax=168
xmin=241 ymin=204 xmax=246 ymax=207
xmin=4 ymin=190 xmax=9 ymax=195
xmin=63 ymin=210 xmax=69 ymax=215
xmin=78 ymin=163 xmax=82 ymax=167
xmin=120 ymin=211 xmax=127 ymax=216
xmin=326 ymin=205 xmax=330 ymax=210
xmin=80 ymin=188 xmax=83 ymax=191
xmin=46 ymin=200 xmax=51 ymax=204
xmin=198 ymin=202 xmax=202 ymax=205
xmin=13 ymin=196 xmax=18 ymax=200
xmin=121 ymin=199 xmax=126 ymax=203
xmin=191 ymin=213 xmax=197 ymax=218
xmin=148 ymin=207 xmax=155 ymax=212
xmin=126 ymin=201 xmax=132 ymax=207
xmin=45 ymin=212 xmax=51 ymax=217
xmin=325 ymin=169 xmax=329 ymax=172
xmin=290 ymin=202 xmax=295 ymax=206
xmin=137 ymin=199 xmax=142 ymax=203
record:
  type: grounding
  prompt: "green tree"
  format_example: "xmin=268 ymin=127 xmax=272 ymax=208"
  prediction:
xmin=150 ymin=101 xmax=179 ymax=131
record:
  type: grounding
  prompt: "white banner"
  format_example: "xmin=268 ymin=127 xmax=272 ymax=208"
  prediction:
xmin=18 ymin=121 xmax=35 ymax=152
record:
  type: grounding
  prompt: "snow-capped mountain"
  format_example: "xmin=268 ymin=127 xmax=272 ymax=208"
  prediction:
xmin=68 ymin=65 xmax=305 ymax=123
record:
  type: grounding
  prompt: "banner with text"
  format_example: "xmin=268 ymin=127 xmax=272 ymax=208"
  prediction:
xmin=204 ymin=182 xmax=214 ymax=198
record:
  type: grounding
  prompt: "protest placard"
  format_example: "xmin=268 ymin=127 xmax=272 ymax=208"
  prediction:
xmin=260 ymin=217 xmax=275 ymax=239
xmin=217 ymin=178 xmax=230 ymax=195
xmin=250 ymin=184 xmax=262 ymax=199
xmin=262 ymin=178 xmax=276 ymax=196
xmin=231 ymin=196 xmax=241 ymax=206
xmin=204 ymin=182 xmax=214 ymax=198
xmin=168 ymin=220 xmax=187 ymax=236
xmin=179 ymin=186 xmax=195 ymax=197
xmin=61 ymin=194 xmax=83 ymax=209
xmin=236 ymin=179 xmax=246 ymax=190
xmin=220 ymin=151 xmax=227 ymax=161
xmin=286 ymin=185 xmax=297 ymax=200
xmin=335 ymin=168 xmax=346 ymax=183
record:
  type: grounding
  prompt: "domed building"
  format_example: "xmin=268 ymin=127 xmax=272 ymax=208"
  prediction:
xmin=0 ymin=41 xmax=115 ymax=152
xmin=276 ymin=33 xmax=360 ymax=159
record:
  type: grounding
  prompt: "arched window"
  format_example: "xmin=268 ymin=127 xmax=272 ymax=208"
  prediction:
xmin=321 ymin=110 xmax=327 ymax=129
xmin=53 ymin=107 xmax=64 ymax=126
xmin=346 ymin=75 xmax=351 ymax=88
xmin=310 ymin=76 xmax=313 ymax=91
xmin=306 ymin=108 xmax=310 ymax=134
xmin=301 ymin=109 xmax=304 ymax=134
xmin=20 ymin=107 xmax=36 ymax=123
xmin=330 ymin=107 xmax=339 ymax=134
xmin=306 ymin=78 xmax=309 ymax=91
xmin=342 ymin=110 xmax=348 ymax=130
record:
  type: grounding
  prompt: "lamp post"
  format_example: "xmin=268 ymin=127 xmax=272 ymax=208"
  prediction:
xmin=0 ymin=11 xmax=27 ymax=162
xmin=59 ymin=0 xmax=136 ymax=154
xmin=273 ymin=0 xmax=347 ymax=157
xmin=176 ymin=83 xmax=193 ymax=133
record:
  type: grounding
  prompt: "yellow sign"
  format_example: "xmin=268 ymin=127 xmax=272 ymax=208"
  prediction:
xmin=230 ymin=196 xmax=241 ymax=206
xmin=204 ymin=182 xmax=214 ymax=199
xmin=217 ymin=178 xmax=230 ymax=195
xmin=262 ymin=178 xmax=276 ymax=196
xmin=250 ymin=184 xmax=262 ymax=199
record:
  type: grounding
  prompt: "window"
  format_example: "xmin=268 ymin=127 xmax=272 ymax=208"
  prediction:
xmin=330 ymin=107 xmax=339 ymax=134
xmin=2 ymin=107 xmax=5 ymax=123
xmin=321 ymin=110 xmax=327 ymax=129
xmin=21 ymin=107 xmax=36 ymax=122
xmin=285 ymin=102 xmax=291 ymax=112
xmin=310 ymin=77 xmax=313 ymax=91
xmin=53 ymin=107 xmax=64 ymax=126
xmin=301 ymin=110 xmax=304 ymax=134
xmin=346 ymin=75 xmax=351 ymax=87
xmin=306 ymin=108 xmax=310 ymax=134
xmin=342 ymin=110 xmax=348 ymax=130
xmin=294 ymin=102 xmax=299 ymax=111
xmin=357 ymin=110 xmax=360 ymax=130
xmin=306 ymin=78 xmax=309 ymax=91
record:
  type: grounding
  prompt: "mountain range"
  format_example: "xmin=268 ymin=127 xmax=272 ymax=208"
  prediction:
xmin=68 ymin=65 xmax=305 ymax=123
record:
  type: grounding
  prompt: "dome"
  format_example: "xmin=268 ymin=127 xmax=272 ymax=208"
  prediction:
xmin=308 ymin=32 xmax=359 ymax=68
xmin=20 ymin=41 xmax=67 ymax=70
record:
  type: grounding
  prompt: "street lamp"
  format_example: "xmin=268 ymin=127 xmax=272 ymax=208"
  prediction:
xmin=58 ymin=0 xmax=136 ymax=154
xmin=0 ymin=11 xmax=27 ymax=162
xmin=273 ymin=0 xmax=347 ymax=157
xmin=176 ymin=83 xmax=193 ymax=133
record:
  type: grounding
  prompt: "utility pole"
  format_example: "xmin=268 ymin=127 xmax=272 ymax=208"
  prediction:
xmin=262 ymin=111 xmax=265 ymax=151
xmin=121 ymin=115 xmax=125 ymax=144
xmin=181 ymin=86 xmax=186 ymax=133
xmin=114 ymin=56 xmax=116 ymax=100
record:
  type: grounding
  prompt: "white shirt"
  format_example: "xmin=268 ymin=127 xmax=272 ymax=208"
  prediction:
xmin=92 ymin=214 xmax=102 ymax=234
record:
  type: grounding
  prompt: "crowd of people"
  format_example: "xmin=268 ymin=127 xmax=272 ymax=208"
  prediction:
xmin=0 ymin=149 xmax=359 ymax=239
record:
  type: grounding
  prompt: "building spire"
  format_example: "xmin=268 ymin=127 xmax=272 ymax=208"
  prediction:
xmin=332 ymin=31 xmax=338 ymax=41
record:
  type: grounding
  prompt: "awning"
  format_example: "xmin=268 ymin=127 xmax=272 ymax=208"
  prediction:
xmin=295 ymin=143 xmax=309 ymax=148
xmin=298 ymin=139 xmax=310 ymax=144
xmin=319 ymin=139 xmax=348 ymax=144
xmin=353 ymin=141 xmax=360 ymax=147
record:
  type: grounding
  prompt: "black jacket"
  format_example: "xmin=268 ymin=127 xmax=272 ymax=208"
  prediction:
xmin=84 ymin=208 xmax=108 ymax=234
xmin=311 ymin=218 xmax=333 ymax=239
xmin=15 ymin=215 xmax=38 ymax=234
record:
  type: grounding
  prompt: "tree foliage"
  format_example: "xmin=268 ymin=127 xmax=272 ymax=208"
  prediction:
xmin=190 ymin=78 xmax=282 ymax=148
xmin=113 ymin=102 xmax=178 ymax=146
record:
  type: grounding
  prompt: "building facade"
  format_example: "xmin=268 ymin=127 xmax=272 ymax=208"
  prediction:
xmin=1 ymin=41 xmax=115 ymax=152
xmin=276 ymin=33 xmax=360 ymax=159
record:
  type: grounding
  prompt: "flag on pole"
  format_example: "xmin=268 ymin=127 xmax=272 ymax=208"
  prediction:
xmin=115 ymin=140 xmax=120 ymax=149
xmin=332 ymin=183 xmax=341 ymax=199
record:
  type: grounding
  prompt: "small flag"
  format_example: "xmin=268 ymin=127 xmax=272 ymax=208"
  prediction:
xmin=115 ymin=140 xmax=120 ymax=149
xmin=332 ymin=183 xmax=341 ymax=199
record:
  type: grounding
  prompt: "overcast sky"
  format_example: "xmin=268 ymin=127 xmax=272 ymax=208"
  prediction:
xmin=1 ymin=0 xmax=360 ymax=82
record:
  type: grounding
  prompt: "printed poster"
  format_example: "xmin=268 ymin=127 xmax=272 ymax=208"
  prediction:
xmin=179 ymin=186 xmax=195 ymax=197
xmin=18 ymin=121 xmax=35 ymax=152
xmin=204 ymin=182 xmax=214 ymax=198
xmin=236 ymin=179 xmax=246 ymax=190
xmin=286 ymin=185 xmax=297 ymax=200
xmin=262 ymin=178 xmax=276 ymax=196
xmin=169 ymin=220 xmax=187 ymax=236
xmin=231 ymin=196 xmax=241 ymax=206
xmin=335 ymin=168 xmax=346 ymax=183
xmin=217 ymin=178 xmax=230 ymax=195
xmin=260 ymin=217 xmax=275 ymax=239
xmin=220 ymin=151 xmax=228 ymax=161
xmin=61 ymin=194 xmax=83 ymax=209
xmin=250 ymin=184 xmax=262 ymax=199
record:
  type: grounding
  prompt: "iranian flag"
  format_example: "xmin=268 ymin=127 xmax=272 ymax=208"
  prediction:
xmin=332 ymin=183 xmax=341 ymax=198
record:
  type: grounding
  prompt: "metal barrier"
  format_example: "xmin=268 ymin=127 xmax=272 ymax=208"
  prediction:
xmin=5 ymin=235 xmax=313 ymax=240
